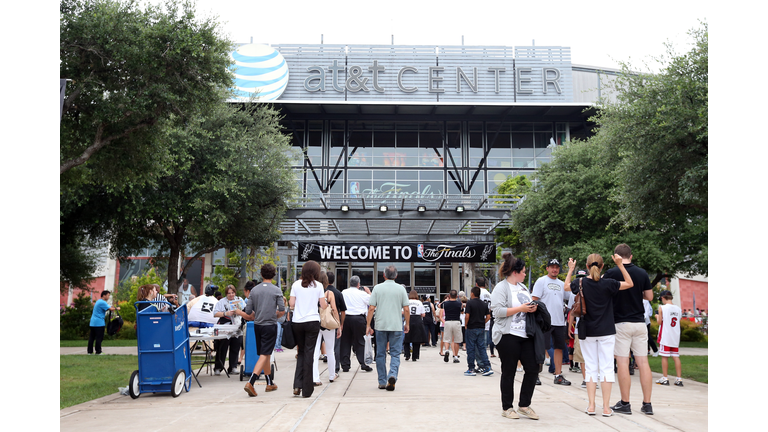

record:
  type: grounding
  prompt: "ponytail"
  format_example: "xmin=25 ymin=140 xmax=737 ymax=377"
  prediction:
xmin=586 ymin=253 xmax=603 ymax=281
xmin=499 ymin=252 xmax=525 ymax=278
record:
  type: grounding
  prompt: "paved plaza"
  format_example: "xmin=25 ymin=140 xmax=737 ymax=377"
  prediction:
xmin=60 ymin=345 xmax=707 ymax=431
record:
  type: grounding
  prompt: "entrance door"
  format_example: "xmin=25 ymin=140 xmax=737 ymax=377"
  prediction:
xmin=439 ymin=268 xmax=452 ymax=300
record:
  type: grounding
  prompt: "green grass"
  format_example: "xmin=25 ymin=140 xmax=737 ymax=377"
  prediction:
xmin=60 ymin=355 xmax=138 ymax=409
xmin=647 ymin=355 xmax=707 ymax=384
xmin=60 ymin=339 xmax=137 ymax=347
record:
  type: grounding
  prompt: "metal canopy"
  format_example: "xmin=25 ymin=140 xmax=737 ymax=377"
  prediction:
xmin=281 ymin=193 xmax=519 ymax=242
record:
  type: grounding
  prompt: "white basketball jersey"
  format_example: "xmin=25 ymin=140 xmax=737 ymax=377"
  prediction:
xmin=659 ymin=303 xmax=682 ymax=348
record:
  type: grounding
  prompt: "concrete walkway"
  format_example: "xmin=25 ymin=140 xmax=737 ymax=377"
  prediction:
xmin=60 ymin=345 xmax=707 ymax=432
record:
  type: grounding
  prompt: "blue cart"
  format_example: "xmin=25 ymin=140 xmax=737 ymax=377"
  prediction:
xmin=129 ymin=301 xmax=199 ymax=398
xmin=240 ymin=321 xmax=275 ymax=381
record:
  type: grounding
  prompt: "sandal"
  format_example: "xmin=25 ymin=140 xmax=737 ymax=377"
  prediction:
xmin=602 ymin=410 xmax=613 ymax=417
xmin=585 ymin=407 xmax=596 ymax=415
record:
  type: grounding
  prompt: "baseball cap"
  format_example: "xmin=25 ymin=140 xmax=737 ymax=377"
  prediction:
xmin=547 ymin=258 xmax=561 ymax=267
xmin=574 ymin=270 xmax=588 ymax=278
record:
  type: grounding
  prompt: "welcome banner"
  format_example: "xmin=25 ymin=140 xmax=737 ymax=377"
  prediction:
xmin=298 ymin=242 xmax=496 ymax=263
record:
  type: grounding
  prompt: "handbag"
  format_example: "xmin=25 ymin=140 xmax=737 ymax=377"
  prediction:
xmin=320 ymin=304 xmax=340 ymax=330
xmin=281 ymin=318 xmax=297 ymax=349
xmin=571 ymin=278 xmax=587 ymax=318
xmin=363 ymin=334 xmax=374 ymax=365
xmin=106 ymin=310 xmax=124 ymax=336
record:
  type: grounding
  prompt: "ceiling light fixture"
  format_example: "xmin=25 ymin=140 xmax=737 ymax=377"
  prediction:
xmin=379 ymin=205 xmax=388 ymax=212
xmin=417 ymin=205 xmax=426 ymax=212
xmin=340 ymin=205 xmax=349 ymax=212
xmin=455 ymin=205 xmax=465 ymax=212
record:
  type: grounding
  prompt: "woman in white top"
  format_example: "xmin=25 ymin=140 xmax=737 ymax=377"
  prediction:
xmin=289 ymin=260 xmax=328 ymax=397
xmin=491 ymin=252 xmax=539 ymax=421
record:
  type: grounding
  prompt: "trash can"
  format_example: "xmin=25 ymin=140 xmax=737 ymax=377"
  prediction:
xmin=240 ymin=321 xmax=275 ymax=381
xmin=129 ymin=301 xmax=194 ymax=398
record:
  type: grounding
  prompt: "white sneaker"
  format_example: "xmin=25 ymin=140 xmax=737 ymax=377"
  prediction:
xmin=652 ymin=351 xmax=659 ymax=357
xmin=544 ymin=358 xmax=550 ymax=366
xmin=214 ymin=369 xmax=222 ymax=376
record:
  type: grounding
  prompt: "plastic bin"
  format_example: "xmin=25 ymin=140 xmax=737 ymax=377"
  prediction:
xmin=240 ymin=321 xmax=275 ymax=381
xmin=128 ymin=301 xmax=194 ymax=398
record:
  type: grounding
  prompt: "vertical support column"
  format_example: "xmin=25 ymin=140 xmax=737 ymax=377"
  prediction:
xmin=373 ymin=262 xmax=379 ymax=286
xmin=410 ymin=262 xmax=415 ymax=292
xmin=450 ymin=263 xmax=456 ymax=294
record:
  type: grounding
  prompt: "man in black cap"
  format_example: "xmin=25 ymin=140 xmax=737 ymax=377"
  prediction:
xmin=531 ymin=258 xmax=571 ymax=386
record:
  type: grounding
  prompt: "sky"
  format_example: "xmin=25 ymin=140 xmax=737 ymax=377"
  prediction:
xmin=176 ymin=0 xmax=708 ymax=72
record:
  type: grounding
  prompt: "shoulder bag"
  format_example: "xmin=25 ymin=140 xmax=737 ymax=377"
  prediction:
xmin=281 ymin=311 xmax=297 ymax=349
xmin=571 ymin=278 xmax=587 ymax=318
xmin=319 ymin=303 xmax=340 ymax=329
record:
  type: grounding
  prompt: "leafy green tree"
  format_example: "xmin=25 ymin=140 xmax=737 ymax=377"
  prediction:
xmin=60 ymin=0 xmax=234 ymax=183
xmin=81 ymin=101 xmax=299 ymax=294
xmin=595 ymin=22 xmax=708 ymax=276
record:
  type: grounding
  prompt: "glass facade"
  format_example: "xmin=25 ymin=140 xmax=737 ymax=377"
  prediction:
xmin=287 ymin=120 xmax=567 ymax=195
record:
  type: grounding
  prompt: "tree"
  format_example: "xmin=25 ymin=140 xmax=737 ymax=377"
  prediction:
xmin=60 ymin=0 xmax=234 ymax=184
xmin=507 ymin=140 xmax=681 ymax=286
xmin=594 ymin=22 xmax=708 ymax=276
xmin=81 ymin=101 xmax=299 ymax=294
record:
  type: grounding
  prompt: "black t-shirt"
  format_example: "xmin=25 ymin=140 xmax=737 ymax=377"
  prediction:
xmin=604 ymin=264 xmax=651 ymax=323
xmin=442 ymin=299 xmax=462 ymax=321
xmin=464 ymin=298 xmax=489 ymax=329
xmin=423 ymin=300 xmax=433 ymax=320
xmin=325 ymin=284 xmax=347 ymax=314
xmin=571 ymin=277 xmax=621 ymax=337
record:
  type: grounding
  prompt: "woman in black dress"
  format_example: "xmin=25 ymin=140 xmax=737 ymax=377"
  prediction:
xmin=403 ymin=289 xmax=428 ymax=361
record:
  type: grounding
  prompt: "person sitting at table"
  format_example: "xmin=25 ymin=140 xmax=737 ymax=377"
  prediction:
xmin=187 ymin=285 xmax=220 ymax=328
xmin=212 ymin=285 xmax=245 ymax=376
xmin=136 ymin=284 xmax=178 ymax=312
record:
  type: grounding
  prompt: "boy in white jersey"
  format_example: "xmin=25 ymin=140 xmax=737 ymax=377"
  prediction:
xmin=655 ymin=290 xmax=683 ymax=387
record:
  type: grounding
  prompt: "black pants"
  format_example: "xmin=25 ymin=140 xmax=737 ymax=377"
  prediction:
xmin=334 ymin=327 xmax=342 ymax=374
xmin=292 ymin=320 xmax=320 ymax=396
xmin=647 ymin=324 xmax=658 ymax=352
xmin=423 ymin=319 xmax=435 ymax=346
xmin=88 ymin=326 xmax=105 ymax=354
xmin=406 ymin=342 xmax=421 ymax=360
xmin=432 ymin=321 xmax=440 ymax=346
xmin=214 ymin=336 xmax=241 ymax=372
xmin=340 ymin=315 xmax=367 ymax=370
xmin=497 ymin=334 xmax=537 ymax=410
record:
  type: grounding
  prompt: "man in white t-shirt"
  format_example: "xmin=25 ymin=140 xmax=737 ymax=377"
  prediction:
xmin=532 ymin=259 xmax=571 ymax=386
xmin=187 ymin=285 xmax=220 ymax=327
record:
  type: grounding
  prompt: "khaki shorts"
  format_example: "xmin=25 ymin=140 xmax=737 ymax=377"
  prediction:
xmin=614 ymin=322 xmax=648 ymax=357
xmin=443 ymin=321 xmax=463 ymax=343
xmin=573 ymin=336 xmax=584 ymax=363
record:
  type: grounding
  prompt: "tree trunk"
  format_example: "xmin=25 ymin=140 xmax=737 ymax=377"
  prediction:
xmin=167 ymin=245 xmax=180 ymax=295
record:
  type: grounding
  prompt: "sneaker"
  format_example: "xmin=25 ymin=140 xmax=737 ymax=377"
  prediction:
xmin=612 ymin=401 xmax=632 ymax=415
xmin=656 ymin=377 xmax=670 ymax=386
xmin=535 ymin=377 xmax=541 ymax=385
xmin=464 ymin=369 xmax=477 ymax=376
xmin=502 ymin=408 xmax=519 ymax=419
xmin=544 ymin=357 xmax=550 ymax=366
xmin=453 ymin=357 xmax=460 ymax=363
xmin=361 ymin=365 xmax=373 ymax=372
xmin=386 ymin=376 xmax=397 ymax=391
xmin=641 ymin=402 xmax=653 ymax=415
xmin=652 ymin=350 xmax=659 ymax=357
xmin=474 ymin=367 xmax=483 ymax=373
xmin=444 ymin=352 xmax=450 ymax=363
xmin=378 ymin=384 xmax=387 ymax=389
xmin=214 ymin=369 xmax=222 ymax=376
xmin=321 ymin=355 xmax=327 ymax=363
xmin=244 ymin=383 xmax=257 ymax=397
xmin=554 ymin=375 xmax=571 ymax=386
xmin=517 ymin=406 xmax=539 ymax=420
xmin=482 ymin=368 xmax=494 ymax=376
xmin=569 ymin=366 xmax=581 ymax=373
xmin=265 ymin=384 xmax=277 ymax=392
xmin=675 ymin=379 xmax=684 ymax=387
xmin=580 ymin=381 xmax=586 ymax=388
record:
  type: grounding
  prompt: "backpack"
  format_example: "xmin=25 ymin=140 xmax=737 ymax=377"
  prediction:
xmin=106 ymin=310 xmax=124 ymax=336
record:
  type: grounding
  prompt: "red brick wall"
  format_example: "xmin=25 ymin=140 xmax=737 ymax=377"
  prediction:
xmin=60 ymin=276 xmax=106 ymax=308
xmin=679 ymin=279 xmax=708 ymax=313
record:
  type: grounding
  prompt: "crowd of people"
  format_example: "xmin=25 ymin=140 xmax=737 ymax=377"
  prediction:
xmin=88 ymin=242 xmax=689 ymax=421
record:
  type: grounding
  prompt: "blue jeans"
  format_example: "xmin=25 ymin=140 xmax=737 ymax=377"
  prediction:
xmin=375 ymin=330 xmax=404 ymax=385
xmin=275 ymin=322 xmax=283 ymax=349
xmin=466 ymin=328 xmax=490 ymax=369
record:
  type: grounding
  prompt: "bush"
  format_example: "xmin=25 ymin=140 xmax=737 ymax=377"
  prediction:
xmin=60 ymin=292 xmax=93 ymax=340
xmin=115 ymin=321 xmax=137 ymax=340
